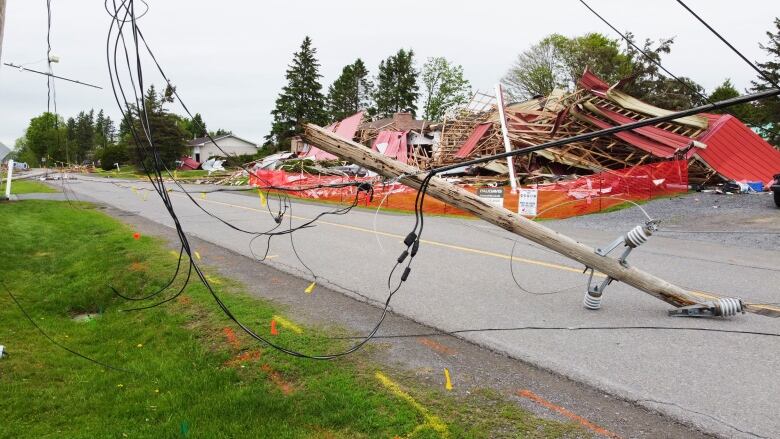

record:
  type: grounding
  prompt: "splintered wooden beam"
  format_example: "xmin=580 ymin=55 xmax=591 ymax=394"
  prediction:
xmin=303 ymin=123 xmax=779 ymax=317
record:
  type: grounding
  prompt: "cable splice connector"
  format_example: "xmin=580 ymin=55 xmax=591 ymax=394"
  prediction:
xmin=410 ymin=240 xmax=420 ymax=257
xmin=404 ymin=232 xmax=417 ymax=247
xmin=397 ymin=250 xmax=409 ymax=264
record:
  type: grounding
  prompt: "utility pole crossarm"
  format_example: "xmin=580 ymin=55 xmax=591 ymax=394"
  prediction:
xmin=302 ymin=123 xmax=778 ymax=318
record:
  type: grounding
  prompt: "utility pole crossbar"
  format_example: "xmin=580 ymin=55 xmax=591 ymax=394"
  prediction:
xmin=302 ymin=123 xmax=778 ymax=318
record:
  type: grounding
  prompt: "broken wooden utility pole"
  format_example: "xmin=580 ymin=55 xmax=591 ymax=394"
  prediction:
xmin=303 ymin=123 xmax=779 ymax=318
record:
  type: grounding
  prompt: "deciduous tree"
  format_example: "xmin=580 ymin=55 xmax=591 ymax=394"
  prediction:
xmin=421 ymin=57 xmax=471 ymax=121
xmin=23 ymin=112 xmax=67 ymax=165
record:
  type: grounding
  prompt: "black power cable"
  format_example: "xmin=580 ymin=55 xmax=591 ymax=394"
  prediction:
xmin=103 ymin=0 xmax=407 ymax=360
xmin=2 ymin=280 xmax=129 ymax=373
xmin=675 ymin=0 xmax=780 ymax=89
xmin=332 ymin=325 xmax=780 ymax=340
xmin=578 ymin=0 xmax=714 ymax=105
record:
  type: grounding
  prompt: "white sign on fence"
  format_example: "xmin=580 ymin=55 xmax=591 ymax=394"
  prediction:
xmin=477 ymin=187 xmax=504 ymax=208
xmin=518 ymin=188 xmax=538 ymax=216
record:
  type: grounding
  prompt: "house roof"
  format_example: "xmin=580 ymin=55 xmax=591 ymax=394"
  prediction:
xmin=0 ymin=141 xmax=11 ymax=161
xmin=360 ymin=112 xmax=430 ymax=131
xmin=187 ymin=134 xmax=258 ymax=148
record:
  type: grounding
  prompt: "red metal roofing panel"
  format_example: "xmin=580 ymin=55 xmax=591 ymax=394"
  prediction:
xmin=454 ymin=123 xmax=492 ymax=158
xmin=302 ymin=112 xmax=363 ymax=161
xmin=591 ymin=105 xmax=693 ymax=152
xmin=371 ymin=131 xmax=408 ymax=163
xmin=333 ymin=112 xmax=363 ymax=140
xmin=695 ymin=115 xmax=780 ymax=185
xmin=577 ymin=68 xmax=610 ymax=96
xmin=177 ymin=156 xmax=200 ymax=170
xmin=574 ymin=110 xmax=678 ymax=158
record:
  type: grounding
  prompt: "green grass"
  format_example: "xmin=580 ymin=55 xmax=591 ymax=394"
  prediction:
xmin=0 ymin=179 xmax=57 ymax=194
xmin=90 ymin=167 xmax=232 ymax=181
xmin=91 ymin=166 xmax=147 ymax=180
xmin=0 ymin=201 xmax=587 ymax=438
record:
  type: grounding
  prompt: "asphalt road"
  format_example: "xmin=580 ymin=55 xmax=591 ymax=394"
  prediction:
xmin=61 ymin=176 xmax=780 ymax=439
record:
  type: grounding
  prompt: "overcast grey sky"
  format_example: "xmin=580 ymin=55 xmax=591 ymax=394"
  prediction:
xmin=0 ymin=0 xmax=777 ymax=147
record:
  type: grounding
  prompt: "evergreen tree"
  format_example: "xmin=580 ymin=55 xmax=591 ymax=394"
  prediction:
xmin=709 ymin=79 xmax=754 ymax=121
xmin=267 ymin=36 xmax=328 ymax=148
xmin=118 ymin=110 xmax=133 ymax=143
xmin=65 ymin=117 xmax=77 ymax=154
xmin=326 ymin=58 xmax=373 ymax=121
xmin=95 ymin=109 xmax=109 ymax=149
xmin=750 ymin=17 xmax=780 ymax=146
xmin=372 ymin=49 xmax=419 ymax=118
xmin=104 ymin=116 xmax=116 ymax=144
xmin=124 ymin=85 xmax=188 ymax=167
xmin=421 ymin=57 xmax=471 ymax=121
xmin=189 ymin=113 xmax=207 ymax=138
xmin=74 ymin=110 xmax=95 ymax=162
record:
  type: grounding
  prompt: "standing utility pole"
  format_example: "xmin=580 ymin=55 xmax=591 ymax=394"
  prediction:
xmin=0 ymin=0 xmax=7 ymax=63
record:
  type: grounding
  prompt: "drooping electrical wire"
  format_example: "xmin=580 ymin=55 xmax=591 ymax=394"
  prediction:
xmin=578 ymin=0 xmax=714 ymax=105
xmin=675 ymin=0 xmax=780 ymax=89
xmin=332 ymin=324 xmax=780 ymax=340
xmin=102 ymin=0 xmax=411 ymax=359
xmin=2 ymin=280 xmax=129 ymax=372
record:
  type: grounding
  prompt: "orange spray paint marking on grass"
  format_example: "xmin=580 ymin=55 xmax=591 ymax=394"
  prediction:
xmin=444 ymin=368 xmax=453 ymax=391
xmin=132 ymin=232 xmax=140 ymax=240
xmin=224 ymin=350 xmax=261 ymax=367
xmin=516 ymin=390 xmax=621 ymax=438
xmin=222 ymin=327 xmax=241 ymax=349
xmin=270 ymin=319 xmax=279 ymax=336
xmin=261 ymin=364 xmax=294 ymax=395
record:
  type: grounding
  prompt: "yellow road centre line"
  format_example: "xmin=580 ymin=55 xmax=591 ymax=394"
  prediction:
xmin=184 ymin=195 xmax=780 ymax=313
xmin=193 ymin=196 xmax=584 ymax=274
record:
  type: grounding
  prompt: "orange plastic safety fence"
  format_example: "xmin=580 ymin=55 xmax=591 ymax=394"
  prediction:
xmin=248 ymin=160 xmax=688 ymax=220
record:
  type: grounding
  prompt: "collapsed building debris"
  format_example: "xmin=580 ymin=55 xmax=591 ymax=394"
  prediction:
xmin=257 ymin=69 xmax=780 ymax=220
xmin=435 ymin=69 xmax=780 ymax=187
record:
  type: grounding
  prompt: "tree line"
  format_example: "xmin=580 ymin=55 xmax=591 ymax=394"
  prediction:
xmin=13 ymin=84 xmax=232 ymax=169
xmin=268 ymin=19 xmax=780 ymax=150
xmin=266 ymin=36 xmax=472 ymax=149
xmin=501 ymin=19 xmax=780 ymax=145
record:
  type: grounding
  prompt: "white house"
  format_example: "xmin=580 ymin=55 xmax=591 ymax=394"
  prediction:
xmin=0 ymin=141 xmax=11 ymax=163
xmin=187 ymin=134 xmax=258 ymax=162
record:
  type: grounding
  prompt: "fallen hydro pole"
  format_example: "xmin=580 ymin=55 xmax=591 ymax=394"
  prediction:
xmin=303 ymin=117 xmax=779 ymax=318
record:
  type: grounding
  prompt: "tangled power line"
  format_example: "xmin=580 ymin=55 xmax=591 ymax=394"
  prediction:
xmin=7 ymin=0 xmax=780 ymax=373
